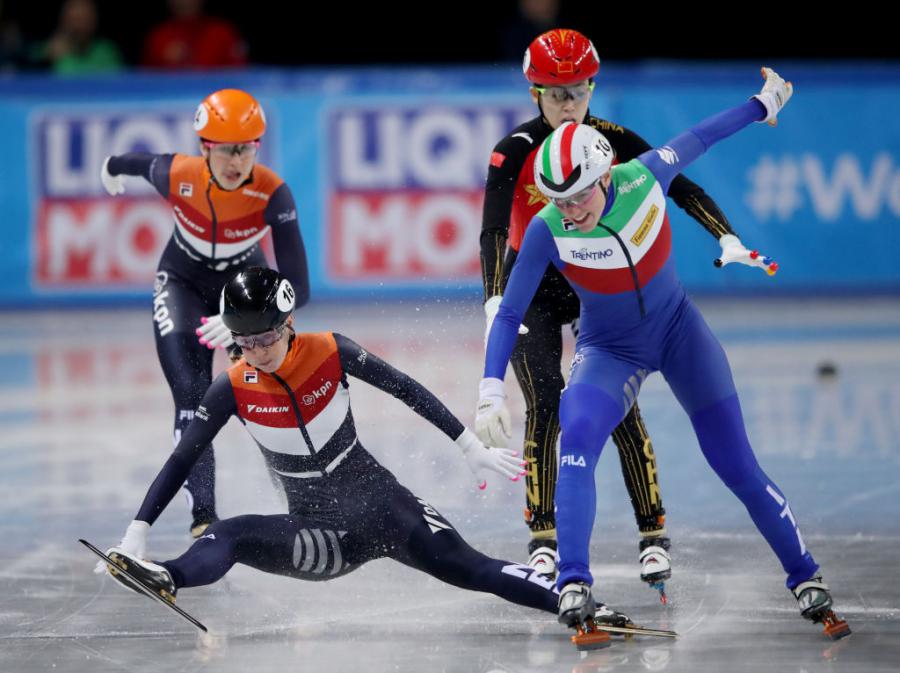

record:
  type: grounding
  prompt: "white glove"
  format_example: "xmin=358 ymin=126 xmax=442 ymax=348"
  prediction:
xmin=196 ymin=314 xmax=234 ymax=349
xmin=475 ymin=377 xmax=512 ymax=448
xmin=100 ymin=156 xmax=125 ymax=196
xmin=752 ymin=67 xmax=793 ymax=127
xmin=94 ymin=520 xmax=149 ymax=574
xmin=455 ymin=427 xmax=525 ymax=490
xmin=484 ymin=295 xmax=528 ymax=347
xmin=715 ymin=234 xmax=779 ymax=276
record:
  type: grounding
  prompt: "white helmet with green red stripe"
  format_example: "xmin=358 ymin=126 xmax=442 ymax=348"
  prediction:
xmin=534 ymin=121 xmax=614 ymax=199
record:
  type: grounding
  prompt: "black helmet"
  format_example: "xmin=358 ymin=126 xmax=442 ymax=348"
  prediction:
xmin=220 ymin=267 xmax=295 ymax=335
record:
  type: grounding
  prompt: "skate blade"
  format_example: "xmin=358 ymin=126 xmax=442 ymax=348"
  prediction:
xmin=571 ymin=620 xmax=612 ymax=651
xmin=648 ymin=581 xmax=668 ymax=604
xmin=80 ymin=539 xmax=206 ymax=633
xmin=821 ymin=611 xmax=851 ymax=640
xmin=596 ymin=623 xmax=678 ymax=639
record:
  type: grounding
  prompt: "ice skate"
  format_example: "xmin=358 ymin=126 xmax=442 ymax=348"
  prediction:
xmin=106 ymin=547 xmax=177 ymax=604
xmin=527 ymin=538 xmax=557 ymax=579
xmin=792 ymin=576 xmax=851 ymax=640
xmin=639 ymin=536 xmax=671 ymax=603
xmin=81 ymin=540 xmax=206 ymax=631
xmin=558 ymin=581 xmax=596 ymax=627
xmin=594 ymin=602 xmax=634 ymax=629
xmin=558 ymin=582 xmax=611 ymax=651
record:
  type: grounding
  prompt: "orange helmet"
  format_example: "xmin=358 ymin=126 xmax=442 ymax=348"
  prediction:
xmin=193 ymin=89 xmax=266 ymax=143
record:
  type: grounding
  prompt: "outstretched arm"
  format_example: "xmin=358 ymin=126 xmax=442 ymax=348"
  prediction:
xmin=639 ymin=68 xmax=793 ymax=194
xmin=335 ymin=333 xmax=525 ymax=488
xmin=477 ymin=219 xmax=555 ymax=447
xmin=134 ymin=375 xmax=236 ymax=526
xmin=98 ymin=375 xmax=235 ymax=568
xmin=101 ymin=153 xmax=173 ymax=198
xmin=267 ymin=183 xmax=310 ymax=308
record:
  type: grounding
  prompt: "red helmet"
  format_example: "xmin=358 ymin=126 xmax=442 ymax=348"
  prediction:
xmin=523 ymin=29 xmax=600 ymax=86
xmin=193 ymin=89 xmax=266 ymax=143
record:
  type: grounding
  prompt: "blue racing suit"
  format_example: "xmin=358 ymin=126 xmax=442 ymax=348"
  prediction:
xmin=484 ymin=98 xmax=819 ymax=591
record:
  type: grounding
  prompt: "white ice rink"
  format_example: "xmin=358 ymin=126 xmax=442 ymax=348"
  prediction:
xmin=1 ymin=298 xmax=899 ymax=672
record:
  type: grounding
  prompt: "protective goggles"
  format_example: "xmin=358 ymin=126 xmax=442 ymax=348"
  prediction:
xmin=551 ymin=181 xmax=599 ymax=210
xmin=534 ymin=81 xmax=595 ymax=103
xmin=232 ymin=324 xmax=285 ymax=349
xmin=202 ymin=140 xmax=260 ymax=158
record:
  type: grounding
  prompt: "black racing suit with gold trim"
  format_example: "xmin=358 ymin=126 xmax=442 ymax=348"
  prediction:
xmin=481 ymin=113 xmax=736 ymax=540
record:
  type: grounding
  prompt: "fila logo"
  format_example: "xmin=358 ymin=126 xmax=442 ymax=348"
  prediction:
xmin=244 ymin=370 xmax=258 ymax=384
xmin=656 ymin=146 xmax=679 ymax=165
xmin=179 ymin=182 xmax=193 ymax=197
xmin=561 ymin=455 xmax=587 ymax=467
xmin=247 ymin=404 xmax=289 ymax=413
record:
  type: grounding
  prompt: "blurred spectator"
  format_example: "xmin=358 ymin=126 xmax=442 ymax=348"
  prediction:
xmin=142 ymin=0 xmax=247 ymax=69
xmin=32 ymin=0 xmax=122 ymax=74
xmin=499 ymin=0 xmax=560 ymax=62
xmin=0 ymin=8 xmax=24 ymax=72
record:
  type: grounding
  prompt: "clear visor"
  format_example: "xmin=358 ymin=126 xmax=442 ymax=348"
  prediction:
xmin=551 ymin=181 xmax=599 ymax=209
xmin=232 ymin=324 xmax=285 ymax=349
xmin=535 ymin=81 xmax=595 ymax=104
xmin=203 ymin=140 xmax=260 ymax=158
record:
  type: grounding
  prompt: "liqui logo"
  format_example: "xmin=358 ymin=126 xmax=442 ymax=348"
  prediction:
xmin=326 ymin=103 xmax=532 ymax=282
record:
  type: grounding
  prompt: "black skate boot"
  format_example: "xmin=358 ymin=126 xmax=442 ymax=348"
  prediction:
xmin=792 ymin=576 xmax=851 ymax=640
xmin=594 ymin=602 xmax=634 ymax=629
xmin=527 ymin=538 xmax=558 ymax=579
xmin=106 ymin=548 xmax=177 ymax=604
xmin=190 ymin=509 xmax=219 ymax=539
xmin=639 ymin=536 xmax=671 ymax=603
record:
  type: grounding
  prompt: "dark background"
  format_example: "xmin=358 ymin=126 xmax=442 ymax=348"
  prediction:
xmin=2 ymin=0 xmax=894 ymax=68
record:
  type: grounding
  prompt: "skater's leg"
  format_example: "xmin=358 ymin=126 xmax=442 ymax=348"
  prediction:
xmin=612 ymin=402 xmax=666 ymax=537
xmin=663 ymin=300 xmax=819 ymax=588
xmin=611 ymin=401 xmax=671 ymax=587
xmin=509 ymin=298 xmax=565 ymax=562
xmin=161 ymin=514 xmax=365 ymax=588
xmin=152 ymin=271 xmax=217 ymax=533
xmin=554 ymin=350 xmax=637 ymax=589
xmin=555 ymin=383 xmax=624 ymax=588
xmin=391 ymin=491 xmax=559 ymax=614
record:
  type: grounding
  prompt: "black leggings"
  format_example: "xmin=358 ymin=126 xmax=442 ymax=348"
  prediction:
xmin=161 ymin=482 xmax=558 ymax=615
xmin=152 ymin=240 xmax=267 ymax=516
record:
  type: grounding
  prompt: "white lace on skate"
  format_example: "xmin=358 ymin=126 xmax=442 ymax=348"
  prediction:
xmin=528 ymin=545 xmax=558 ymax=577
xmin=639 ymin=544 xmax=671 ymax=583
xmin=792 ymin=576 xmax=833 ymax=621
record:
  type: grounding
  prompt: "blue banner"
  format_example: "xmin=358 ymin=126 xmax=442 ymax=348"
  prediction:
xmin=0 ymin=65 xmax=897 ymax=306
